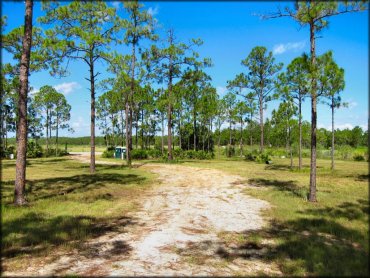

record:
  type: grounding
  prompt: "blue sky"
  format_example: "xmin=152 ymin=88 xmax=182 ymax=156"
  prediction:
xmin=2 ymin=1 xmax=368 ymax=137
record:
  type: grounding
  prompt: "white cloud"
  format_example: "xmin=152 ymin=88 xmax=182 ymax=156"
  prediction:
xmin=216 ymin=86 xmax=227 ymax=96
xmin=273 ymin=41 xmax=306 ymax=55
xmin=346 ymin=100 xmax=358 ymax=109
xmin=147 ymin=6 xmax=159 ymax=16
xmin=72 ymin=116 xmax=89 ymax=129
xmin=29 ymin=87 xmax=39 ymax=96
xmin=53 ymin=82 xmax=81 ymax=95
xmin=112 ymin=1 xmax=120 ymax=10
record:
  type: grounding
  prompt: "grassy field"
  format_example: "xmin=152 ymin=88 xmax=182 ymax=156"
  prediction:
xmin=182 ymin=157 xmax=369 ymax=276
xmin=1 ymin=153 xmax=368 ymax=275
xmin=1 ymin=157 xmax=155 ymax=272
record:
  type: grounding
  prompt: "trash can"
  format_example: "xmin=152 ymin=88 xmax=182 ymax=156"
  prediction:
xmin=115 ymin=146 xmax=126 ymax=160
xmin=9 ymin=154 xmax=14 ymax=160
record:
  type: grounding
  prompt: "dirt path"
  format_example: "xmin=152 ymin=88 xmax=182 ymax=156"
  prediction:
xmin=5 ymin=154 xmax=280 ymax=276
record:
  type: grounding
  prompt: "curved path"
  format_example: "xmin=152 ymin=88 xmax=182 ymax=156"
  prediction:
xmin=6 ymin=154 xmax=280 ymax=276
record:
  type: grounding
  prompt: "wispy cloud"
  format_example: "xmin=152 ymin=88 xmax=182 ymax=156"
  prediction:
xmin=29 ymin=87 xmax=39 ymax=96
xmin=112 ymin=1 xmax=120 ymax=10
xmin=72 ymin=116 xmax=89 ymax=129
xmin=54 ymin=82 xmax=81 ymax=95
xmin=273 ymin=41 xmax=306 ymax=55
xmin=346 ymin=100 xmax=358 ymax=109
xmin=147 ymin=6 xmax=159 ymax=16
xmin=216 ymin=86 xmax=227 ymax=96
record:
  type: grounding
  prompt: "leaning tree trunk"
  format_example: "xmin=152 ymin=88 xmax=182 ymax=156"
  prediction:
xmin=14 ymin=0 xmax=33 ymax=205
xmin=309 ymin=22 xmax=317 ymax=202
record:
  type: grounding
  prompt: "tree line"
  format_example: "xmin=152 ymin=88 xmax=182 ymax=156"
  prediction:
xmin=1 ymin=0 xmax=367 ymax=205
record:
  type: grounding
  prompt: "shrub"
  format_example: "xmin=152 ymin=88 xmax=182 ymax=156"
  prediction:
xmin=43 ymin=148 xmax=68 ymax=157
xmin=148 ymin=149 xmax=162 ymax=159
xmin=27 ymin=141 xmax=43 ymax=158
xmin=131 ymin=149 xmax=148 ymax=160
xmin=173 ymin=148 xmax=186 ymax=159
xmin=225 ymin=146 xmax=235 ymax=157
xmin=102 ymin=149 xmax=115 ymax=158
xmin=353 ymin=154 xmax=365 ymax=161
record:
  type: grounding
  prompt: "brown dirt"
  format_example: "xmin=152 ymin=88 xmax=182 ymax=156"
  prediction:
xmin=3 ymin=153 xmax=281 ymax=276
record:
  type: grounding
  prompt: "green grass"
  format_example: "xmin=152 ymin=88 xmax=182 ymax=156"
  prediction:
xmin=1 ymin=153 xmax=368 ymax=276
xmin=182 ymin=157 xmax=369 ymax=276
xmin=1 ymin=157 xmax=155 ymax=272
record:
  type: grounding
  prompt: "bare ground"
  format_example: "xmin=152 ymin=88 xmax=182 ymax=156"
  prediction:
xmin=4 ymin=153 xmax=281 ymax=276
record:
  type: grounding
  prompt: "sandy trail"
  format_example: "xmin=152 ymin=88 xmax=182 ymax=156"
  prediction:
xmin=5 ymin=154 xmax=280 ymax=276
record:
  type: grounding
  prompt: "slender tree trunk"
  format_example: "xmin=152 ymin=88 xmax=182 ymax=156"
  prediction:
xmin=126 ymin=41 xmax=136 ymax=167
xmin=89 ymin=61 xmax=96 ymax=174
xmin=259 ymin=95 xmax=264 ymax=152
xmin=55 ymin=115 xmax=59 ymax=156
xmin=240 ymin=119 xmax=243 ymax=156
xmin=161 ymin=112 xmax=164 ymax=155
xmin=14 ymin=0 xmax=33 ymax=205
xmin=167 ymin=99 xmax=173 ymax=160
xmin=229 ymin=119 xmax=232 ymax=146
xmin=309 ymin=22 xmax=317 ymax=202
xmin=120 ymin=110 xmax=124 ymax=146
xmin=193 ymin=109 xmax=196 ymax=151
xmin=289 ymin=126 xmax=293 ymax=168
xmin=141 ymin=109 xmax=144 ymax=149
xmin=179 ymin=110 xmax=182 ymax=149
xmin=331 ymin=98 xmax=335 ymax=170
xmin=125 ymin=101 xmax=131 ymax=163
xmin=298 ymin=98 xmax=302 ymax=170
xmin=46 ymin=109 xmax=49 ymax=152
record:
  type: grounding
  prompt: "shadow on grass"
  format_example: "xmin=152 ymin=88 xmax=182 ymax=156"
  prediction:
xmin=248 ymin=178 xmax=308 ymax=199
xmin=1 ymin=173 xmax=146 ymax=204
xmin=2 ymin=212 xmax=135 ymax=260
xmin=176 ymin=199 xmax=368 ymax=276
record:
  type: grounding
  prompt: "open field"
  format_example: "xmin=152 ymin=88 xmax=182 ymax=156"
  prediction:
xmin=1 ymin=154 xmax=368 ymax=276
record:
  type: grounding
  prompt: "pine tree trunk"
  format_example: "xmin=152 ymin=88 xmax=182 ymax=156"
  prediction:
xmin=14 ymin=0 xmax=33 ymax=206
xmin=298 ymin=98 xmax=302 ymax=170
xmin=331 ymin=98 xmax=335 ymax=170
xmin=193 ymin=109 xmax=197 ymax=151
xmin=240 ymin=119 xmax=243 ymax=156
xmin=309 ymin=22 xmax=317 ymax=202
xmin=55 ymin=115 xmax=59 ymax=157
xmin=161 ymin=112 xmax=164 ymax=155
xmin=259 ymin=95 xmax=264 ymax=152
xmin=89 ymin=61 xmax=96 ymax=174
xmin=46 ymin=108 xmax=49 ymax=152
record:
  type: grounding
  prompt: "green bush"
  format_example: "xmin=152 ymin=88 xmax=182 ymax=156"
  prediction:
xmin=225 ymin=145 xmax=235 ymax=157
xmin=43 ymin=148 xmax=68 ymax=157
xmin=131 ymin=149 xmax=148 ymax=160
xmin=244 ymin=150 xmax=271 ymax=163
xmin=173 ymin=148 xmax=186 ymax=159
xmin=27 ymin=141 xmax=43 ymax=158
xmin=353 ymin=154 xmax=365 ymax=161
xmin=148 ymin=149 xmax=162 ymax=158
xmin=102 ymin=149 xmax=115 ymax=158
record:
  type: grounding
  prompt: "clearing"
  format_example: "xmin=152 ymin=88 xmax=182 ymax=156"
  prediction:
xmin=3 ymin=153 xmax=279 ymax=276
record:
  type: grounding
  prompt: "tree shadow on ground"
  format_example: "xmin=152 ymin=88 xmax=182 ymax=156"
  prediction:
xmin=2 ymin=212 xmax=136 ymax=260
xmin=356 ymin=174 xmax=369 ymax=181
xmin=1 ymin=173 xmax=146 ymax=204
xmin=248 ymin=178 xmax=307 ymax=199
xmin=181 ymin=199 xmax=368 ymax=276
